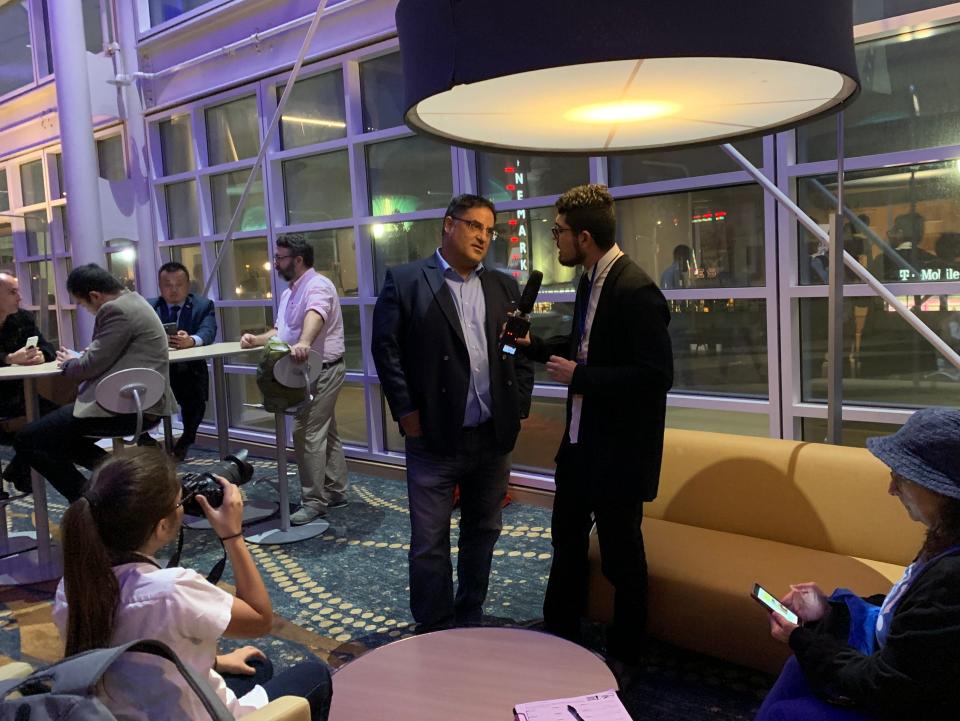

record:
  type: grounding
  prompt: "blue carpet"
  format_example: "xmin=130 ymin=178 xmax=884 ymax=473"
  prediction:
xmin=1 ymin=446 xmax=770 ymax=719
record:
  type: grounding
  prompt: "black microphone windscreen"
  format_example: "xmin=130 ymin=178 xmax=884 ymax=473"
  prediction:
xmin=517 ymin=270 xmax=543 ymax=315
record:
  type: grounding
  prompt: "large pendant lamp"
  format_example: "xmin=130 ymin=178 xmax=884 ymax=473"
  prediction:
xmin=395 ymin=0 xmax=860 ymax=154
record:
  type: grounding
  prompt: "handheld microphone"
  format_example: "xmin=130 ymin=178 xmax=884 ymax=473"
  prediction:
xmin=500 ymin=270 xmax=543 ymax=357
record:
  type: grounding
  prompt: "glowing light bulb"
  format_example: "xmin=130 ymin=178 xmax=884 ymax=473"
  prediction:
xmin=565 ymin=100 xmax=680 ymax=125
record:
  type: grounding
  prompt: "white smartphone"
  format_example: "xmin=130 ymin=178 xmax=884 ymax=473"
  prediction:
xmin=751 ymin=583 xmax=800 ymax=625
xmin=25 ymin=335 xmax=38 ymax=349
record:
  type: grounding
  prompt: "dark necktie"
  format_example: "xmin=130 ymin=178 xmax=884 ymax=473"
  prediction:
xmin=574 ymin=272 xmax=591 ymax=351
xmin=168 ymin=305 xmax=181 ymax=325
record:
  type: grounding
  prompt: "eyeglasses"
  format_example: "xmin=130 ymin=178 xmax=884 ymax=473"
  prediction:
xmin=273 ymin=254 xmax=294 ymax=261
xmin=450 ymin=215 xmax=499 ymax=241
xmin=551 ymin=225 xmax=575 ymax=240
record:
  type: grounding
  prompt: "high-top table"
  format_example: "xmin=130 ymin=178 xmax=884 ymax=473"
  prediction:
xmin=328 ymin=627 xmax=618 ymax=721
xmin=0 ymin=360 xmax=63 ymax=584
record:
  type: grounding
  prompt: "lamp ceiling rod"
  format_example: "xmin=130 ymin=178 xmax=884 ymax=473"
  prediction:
xmin=201 ymin=0 xmax=329 ymax=298
xmin=721 ymin=143 xmax=960 ymax=374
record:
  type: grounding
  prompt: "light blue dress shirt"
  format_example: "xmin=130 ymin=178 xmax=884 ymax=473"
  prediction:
xmin=436 ymin=249 xmax=492 ymax=427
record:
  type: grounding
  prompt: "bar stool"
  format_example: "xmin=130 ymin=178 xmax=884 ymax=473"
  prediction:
xmin=245 ymin=349 xmax=329 ymax=544
xmin=0 ymin=416 xmax=36 ymax=560
xmin=93 ymin=368 xmax=170 ymax=451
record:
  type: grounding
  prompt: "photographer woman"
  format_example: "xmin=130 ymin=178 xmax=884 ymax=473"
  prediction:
xmin=756 ymin=407 xmax=960 ymax=721
xmin=52 ymin=448 xmax=332 ymax=720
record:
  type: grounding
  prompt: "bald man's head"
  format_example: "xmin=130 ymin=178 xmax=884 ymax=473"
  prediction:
xmin=0 ymin=273 xmax=22 ymax=318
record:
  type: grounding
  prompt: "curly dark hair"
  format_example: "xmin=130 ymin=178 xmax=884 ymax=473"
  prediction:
xmin=555 ymin=184 xmax=616 ymax=250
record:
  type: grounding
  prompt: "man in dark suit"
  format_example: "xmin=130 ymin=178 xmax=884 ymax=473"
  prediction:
xmin=519 ymin=184 xmax=673 ymax=667
xmin=149 ymin=262 xmax=217 ymax=460
xmin=372 ymin=194 xmax=534 ymax=632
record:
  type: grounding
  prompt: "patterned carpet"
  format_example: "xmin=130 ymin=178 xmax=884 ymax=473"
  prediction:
xmin=0 ymin=447 xmax=771 ymax=719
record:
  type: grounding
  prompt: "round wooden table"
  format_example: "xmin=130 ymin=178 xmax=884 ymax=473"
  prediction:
xmin=328 ymin=627 xmax=617 ymax=721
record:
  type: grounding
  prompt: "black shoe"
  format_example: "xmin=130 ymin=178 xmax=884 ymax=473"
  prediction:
xmin=172 ymin=438 xmax=192 ymax=462
xmin=137 ymin=433 xmax=160 ymax=447
xmin=2 ymin=461 xmax=33 ymax=495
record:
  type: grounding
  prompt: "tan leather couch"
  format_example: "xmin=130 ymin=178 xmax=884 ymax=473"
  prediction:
xmin=586 ymin=429 xmax=923 ymax=674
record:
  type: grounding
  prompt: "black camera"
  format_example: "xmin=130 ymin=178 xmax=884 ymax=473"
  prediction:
xmin=180 ymin=449 xmax=254 ymax=517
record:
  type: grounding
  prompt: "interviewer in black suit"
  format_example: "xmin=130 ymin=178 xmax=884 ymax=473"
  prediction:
xmin=372 ymin=194 xmax=534 ymax=632
xmin=519 ymin=184 xmax=673 ymax=667
xmin=149 ymin=262 xmax=217 ymax=460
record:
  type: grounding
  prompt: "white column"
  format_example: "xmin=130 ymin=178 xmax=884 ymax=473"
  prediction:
xmin=49 ymin=1 xmax=106 ymax=345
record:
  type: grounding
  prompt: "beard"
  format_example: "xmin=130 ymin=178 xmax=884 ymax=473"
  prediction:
xmin=277 ymin=266 xmax=295 ymax=282
xmin=558 ymin=245 xmax=586 ymax=268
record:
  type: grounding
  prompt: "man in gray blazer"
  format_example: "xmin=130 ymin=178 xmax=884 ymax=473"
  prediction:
xmin=14 ymin=264 xmax=173 ymax=502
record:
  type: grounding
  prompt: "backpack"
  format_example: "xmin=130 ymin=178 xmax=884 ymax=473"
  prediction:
xmin=256 ymin=338 xmax=304 ymax=412
xmin=0 ymin=639 xmax=232 ymax=721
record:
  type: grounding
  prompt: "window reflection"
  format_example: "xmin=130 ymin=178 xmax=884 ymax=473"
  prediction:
xmin=492 ymin=206 xmax=580 ymax=292
xmin=0 ymin=224 xmax=13 ymax=271
xmin=25 ymin=211 xmax=49 ymax=256
xmin=371 ymin=218 xmax=443 ymax=292
xmin=211 ymin=170 xmax=266 ymax=233
xmin=278 ymin=70 xmax=347 ymax=149
xmin=167 ymin=244 xmax=204 ymax=294
xmin=341 ymin=305 xmax=362 ymax=370
xmin=159 ymin=114 xmax=195 ymax=175
xmin=0 ymin=1 xmax=33 ymax=97
xmin=478 ymin=154 xmax=589 ymax=202
xmin=226 ymin=373 xmax=274 ymax=432
xmin=205 ymin=97 xmax=259 ymax=165
xmin=511 ymin=396 xmax=566 ymax=473
xmin=97 ymin=135 xmax=126 ymax=180
xmin=298 ymin=228 xmax=358 ymax=296
xmin=220 ymin=306 xmax=274 ymax=366
xmin=360 ymin=53 xmax=404 ymax=132
xmin=27 ymin=260 xmax=56 ymax=306
xmin=609 ymin=138 xmax=764 ymax=185
xmin=165 ymin=180 xmax=200 ymax=239
xmin=669 ymin=299 xmax=768 ymax=397
xmin=335 ymin=382 xmax=368 ymax=447
xmin=618 ymin=185 xmax=765 ymax=289
xmin=106 ymin=248 xmax=138 ymax=291
xmin=282 ymin=151 xmax=352 ymax=223
xmin=20 ymin=160 xmax=45 ymax=207
xmin=366 ymin=135 xmax=452 ymax=215
xmin=0 ymin=169 xmax=9 ymax=212
xmin=798 ymin=161 xmax=960 ymax=285
xmin=797 ymin=23 xmax=960 ymax=162
xmin=800 ymin=296 xmax=960 ymax=407
xmin=666 ymin=407 xmax=769 ymax=437
xmin=216 ymin=238 xmax=271 ymax=300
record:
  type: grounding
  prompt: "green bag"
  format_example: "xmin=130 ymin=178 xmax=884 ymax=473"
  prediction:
xmin=256 ymin=338 xmax=304 ymax=412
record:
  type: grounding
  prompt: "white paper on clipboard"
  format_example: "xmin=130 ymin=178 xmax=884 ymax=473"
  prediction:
xmin=513 ymin=689 xmax=630 ymax=721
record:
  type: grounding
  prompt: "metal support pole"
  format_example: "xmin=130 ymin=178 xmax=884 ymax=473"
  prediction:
xmin=826 ymin=114 xmax=845 ymax=444
xmin=721 ymin=143 xmax=960 ymax=376
xmin=49 ymin=1 xmax=107 ymax=346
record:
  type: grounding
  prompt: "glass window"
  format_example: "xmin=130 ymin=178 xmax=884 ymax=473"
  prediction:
xmin=381 ymin=384 xmax=403 ymax=452
xmin=0 ymin=1 xmax=33 ymax=97
xmin=335 ymin=382 xmax=368 ymax=447
xmin=106 ymin=248 xmax=138 ymax=291
xmin=528 ymin=302 xmax=574 ymax=384
xmin=205 ymin=96 xmax=260 ymax=166
xmin=148 ymin=0 xmax=210 ymax=26
xmin=0 ymin=168 xmax=8 ymax=211
xmin=24 ymin=211 xmax=49 ymax=256
xmin=298 ymin=228 xmax=358 ymax=296
xmin=40 ymin=308 xmax=59 ymax=349
xmin=799 ymin=296 xmax=960 ymax=407
xmin=210 ymin=170 xmax=266 ymax=233
xmin=282 ymin=151 xmax=352 ymax=224
xmin=666 ymin=407 xmax=770 ymax=436
xmin=50 ymin=153 xmax=65 ymax=199
xmin=165 ymin=180 xmax=199 ymax=239
xmin=19 ymin=160 xmax=45 ymax=206
xmin=54 ymin=206 xmax=69 ymax=253
xmin=609 ymin=138 xmax=764 ymax=186
xmin=159 ymin=114 xmax=195 ymax=175
xmin=366 ymin=135 xmax=452 ymax=215
xmin=27 ymin=260 xmax=56 ymax=307
xmin=371 ymin=218 xmax=444 ymax=291
xmin=226 ymin=373 xmax=274 ymax=432
xmin=0 ymin=224 xmax=13 ymax=272
xmin=478 ymin=154 xmax=589 ymax=202
xmin=220 ymin=306 xmax=274 ymax=365
xmin=670 ymin=299 xmax=768 ymax=397
xmin=797 ymin=23 xmax=960 ymax=162
xmin=492 ymin=206 xmax=580 ymax=292
xmin=853 ymin=0 xmax=948 ymax=24
xmin=801 ymin=418 xmax=900 ymax=447
xmin=216 ymin=237 xmax=271 ymax=300
xmin=797 ymin=161 xmax=960 ymax=285
xmin=278 ymin=70 xmax=347 ymax=149
xmin=512 ymin=397 xmax=566 ymax=473
xmin=618 ymin=185 xmax=765 ymax=289
xmin=360 ymin=52 xmax=404 ymax=132
xmin=341 ymin=305 xmax=362 ymax=370
xmin=166 ymin=244 xmax=204 ymax=294
xmin=97 ymin=135 xmax=125 ymax=180
xmin=82 ymin=0 xmax=104 ymax=53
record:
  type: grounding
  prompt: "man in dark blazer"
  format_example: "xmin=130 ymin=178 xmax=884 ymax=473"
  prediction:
xmin=519 ymin=184 xmax=673 ymax=668
xmin=149 ymin=262 xmax=217 ymax=460
xmin=372 ymin=194 xmax=534 ymax=632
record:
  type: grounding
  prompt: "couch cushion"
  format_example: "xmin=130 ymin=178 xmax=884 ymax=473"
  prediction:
xmin=587 ymin=517 xmax=906 ymax=674
xmin=647 ymin=430 xmax=923 ymax=566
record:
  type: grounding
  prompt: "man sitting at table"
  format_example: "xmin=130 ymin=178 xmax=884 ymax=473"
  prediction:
xmin=0 ymin=272 xmax=57 ymax=493
xmin=14 ymin=264 xmax=173 ymax=503
xmin=147 ymin=261 xmax=217 ymax=461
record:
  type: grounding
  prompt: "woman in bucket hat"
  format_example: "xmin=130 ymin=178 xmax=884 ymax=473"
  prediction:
xmin=756 ymin=407 xmax=960 ymax=721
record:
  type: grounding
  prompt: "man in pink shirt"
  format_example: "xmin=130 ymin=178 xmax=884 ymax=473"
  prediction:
xmin=240 ymin=233 xmax=348 ymax=524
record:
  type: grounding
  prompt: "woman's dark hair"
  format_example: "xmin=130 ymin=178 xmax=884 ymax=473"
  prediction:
xmin=921 ymin=496 xmax=960 ymax=561
xmin=61 ymin=448 xmax=180 ymax=656
xmin=66 ymin=263 xmax=124 ymax=301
